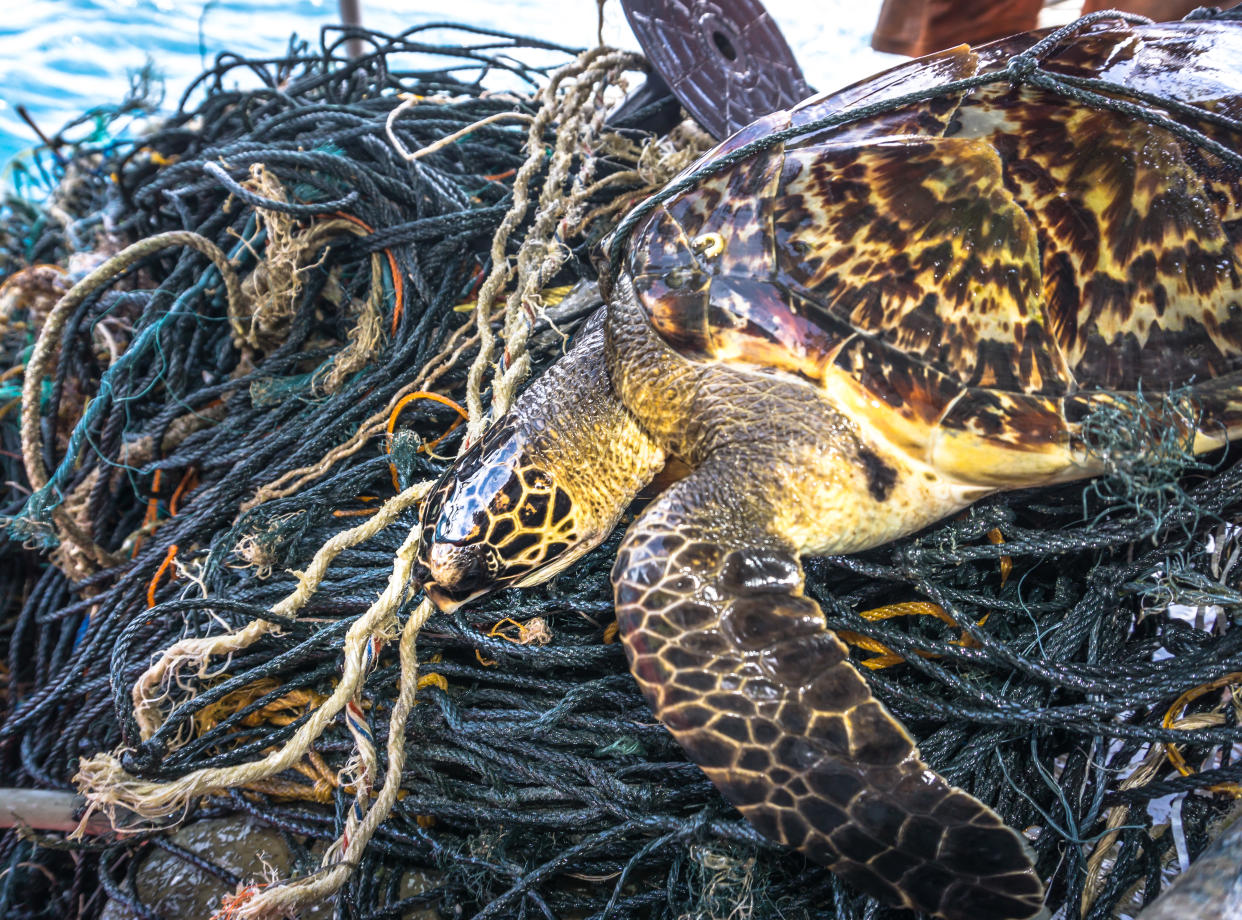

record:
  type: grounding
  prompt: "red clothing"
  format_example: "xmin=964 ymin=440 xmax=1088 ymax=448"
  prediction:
xmin=872 ymin=0 xmax=1231 ymax=57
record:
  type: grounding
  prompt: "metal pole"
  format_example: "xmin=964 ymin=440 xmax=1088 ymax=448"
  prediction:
xmin=0 ymin=788 xmax=119 ymax=834
xmin=339 ymin=0 xmax=364 ymax=58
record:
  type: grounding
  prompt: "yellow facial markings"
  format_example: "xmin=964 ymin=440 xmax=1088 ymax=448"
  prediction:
xmin=475 ymin=472 xmax=583 ymax=578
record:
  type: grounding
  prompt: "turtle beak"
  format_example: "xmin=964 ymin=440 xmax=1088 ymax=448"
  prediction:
xmin=422 ymin=582 xmax=461 ymax=613
xmin=415 ymin=540 xmax=496 ymax=613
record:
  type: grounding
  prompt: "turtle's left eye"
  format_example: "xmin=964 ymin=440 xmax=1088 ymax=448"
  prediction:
xmin=417 ymin=423 xmax=578 ymax=611
xmin=664 ymin=267 xmax=707 ymax=290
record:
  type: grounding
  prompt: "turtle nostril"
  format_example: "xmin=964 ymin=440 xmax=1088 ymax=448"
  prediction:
xmin=410 ymin=561 xmax=432 ymax=591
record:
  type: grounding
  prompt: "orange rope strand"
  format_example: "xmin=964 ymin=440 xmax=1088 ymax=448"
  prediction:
xmin=147 ymin=544 xmax=179 ymax=609
xmin=1162 ymin=672 xmax=1242 ymax=796
xmin=168 ymin=467 xmax=198 ymax=516
xmin=332 ymin=212 xmax=404 ymax=334
xmin=143 ymin=470 xmax=162 ymax=528
xmin=384 ymin=390 xmax=468 ymax=490
xmin=987 ymin=527 xmax=1013 ymax=585
xmin=131 ymin=470 xmax=165 ymax=557
xmin=840 ymin=602 xmax=986 ymax=670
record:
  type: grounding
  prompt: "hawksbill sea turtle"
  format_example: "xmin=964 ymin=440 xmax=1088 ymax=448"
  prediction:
xmin=413 ymin=16 xmax=1242 ymax=920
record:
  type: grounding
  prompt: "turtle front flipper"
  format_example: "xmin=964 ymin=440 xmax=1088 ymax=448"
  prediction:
xmin=612 ymin=455 xmax=1044 ymax=920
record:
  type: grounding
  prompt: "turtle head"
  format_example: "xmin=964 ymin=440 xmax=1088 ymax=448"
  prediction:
xmin=415 ymin=421 xmax=583 ymax=612
xmin=415 ymin=306 xmax=666 ymax=612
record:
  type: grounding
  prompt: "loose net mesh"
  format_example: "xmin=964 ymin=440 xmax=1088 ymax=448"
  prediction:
xmin=1 ymin=9 xmax=1241 ymax=920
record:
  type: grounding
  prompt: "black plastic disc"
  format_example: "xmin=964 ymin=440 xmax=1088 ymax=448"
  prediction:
xmin=621 ymin=0 xmax=814 ymax=139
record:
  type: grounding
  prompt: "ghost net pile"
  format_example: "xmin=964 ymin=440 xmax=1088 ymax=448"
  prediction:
xmin=0 ymin=11 xmax=1241 ymax=920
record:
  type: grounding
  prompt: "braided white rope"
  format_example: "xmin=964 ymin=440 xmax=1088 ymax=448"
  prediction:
xmin=76 ymin=484 xmax=428 ymax=815
xmin=129 ymin=482 xmax=428 ymax=739
xmin=464 ymin=47 xmax=643 ymax=444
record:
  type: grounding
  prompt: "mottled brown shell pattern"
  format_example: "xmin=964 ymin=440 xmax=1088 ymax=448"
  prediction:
xmin=627 ymin=20 xmax=1242 ymax=486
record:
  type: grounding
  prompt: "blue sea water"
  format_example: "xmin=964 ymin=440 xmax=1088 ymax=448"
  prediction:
xmin=0 ymin=0 xmax=901 ymax=174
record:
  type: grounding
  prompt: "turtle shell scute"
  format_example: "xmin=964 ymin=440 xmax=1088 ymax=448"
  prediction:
xmin=623 ymin=18 xmax=1242 ymax=472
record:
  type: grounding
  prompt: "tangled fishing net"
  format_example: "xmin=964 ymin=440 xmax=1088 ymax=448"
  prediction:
xmin=1 ymin=9 xmax=1241 ymax=920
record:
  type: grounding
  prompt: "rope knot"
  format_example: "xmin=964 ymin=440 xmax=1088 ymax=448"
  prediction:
xmin=1007 ymin=53 xmax=1039 ymax=83
xmin=120 ymin=742 xmax=162 ymax=776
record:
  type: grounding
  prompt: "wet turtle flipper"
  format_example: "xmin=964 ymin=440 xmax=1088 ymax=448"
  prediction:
xmin=612 ymin=455 xmax=1044 ymax=920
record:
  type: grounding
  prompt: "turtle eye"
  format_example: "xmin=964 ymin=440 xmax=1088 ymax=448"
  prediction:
xmin=664 ymin=268 xmax=704 ymax=290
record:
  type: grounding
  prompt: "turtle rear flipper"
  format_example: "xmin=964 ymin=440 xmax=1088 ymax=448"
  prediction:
xmin=612 ymin=453 xmax=1044 ymax=920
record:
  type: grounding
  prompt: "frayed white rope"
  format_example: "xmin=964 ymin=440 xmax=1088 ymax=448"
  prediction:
xmin=227 ymin=598 xmax=433 ymax=919
xmin=130 ymin=482 xmax=428 ymax=739
xmin=78 ymin=483 xmax=429 ymax=821
xmin=463 ymin=47 xmax=643 ymax=445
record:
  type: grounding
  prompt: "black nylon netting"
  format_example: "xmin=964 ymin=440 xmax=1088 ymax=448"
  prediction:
xmin=2 ymin=12 xmax=1242 ymax=920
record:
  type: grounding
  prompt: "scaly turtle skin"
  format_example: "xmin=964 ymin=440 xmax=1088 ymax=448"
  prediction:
xmin=415 ymin=18 xmax=1242 ymax=920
